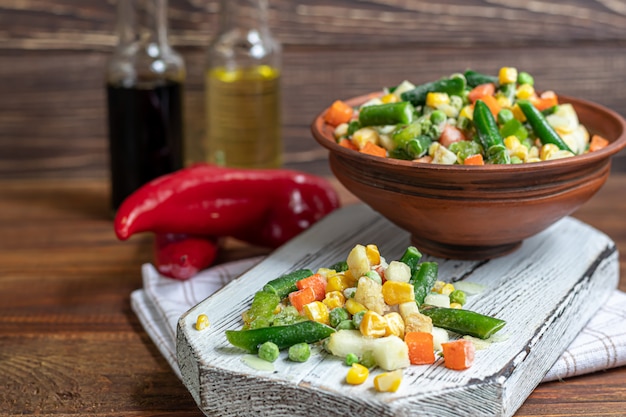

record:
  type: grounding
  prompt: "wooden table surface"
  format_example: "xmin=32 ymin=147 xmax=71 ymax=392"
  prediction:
xmin=1 ymin=172 xmax=625 ymax=417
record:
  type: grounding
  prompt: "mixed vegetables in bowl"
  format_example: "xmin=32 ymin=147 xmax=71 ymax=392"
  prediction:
xmin=323 ymin=67 xmax=609 ymax=165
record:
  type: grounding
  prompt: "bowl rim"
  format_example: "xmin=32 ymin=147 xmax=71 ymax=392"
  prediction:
xmin=311 ymin=92 xmax=626 ymax=173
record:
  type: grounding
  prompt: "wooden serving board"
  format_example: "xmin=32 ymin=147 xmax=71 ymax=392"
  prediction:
xmin=176 ymin=204 xmax=618 ymax=417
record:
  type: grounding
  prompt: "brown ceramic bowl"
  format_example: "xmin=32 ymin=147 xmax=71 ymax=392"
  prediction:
xmin=311 ymin=93 xmax=626 ymax=259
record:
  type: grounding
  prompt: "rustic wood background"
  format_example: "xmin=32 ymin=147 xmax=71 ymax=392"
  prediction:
xmin=1 ymin=0 xmax=626 ymax=180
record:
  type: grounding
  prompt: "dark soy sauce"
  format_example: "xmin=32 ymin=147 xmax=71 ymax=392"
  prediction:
xmin=107 ymin=80 xmax=184 ymax=211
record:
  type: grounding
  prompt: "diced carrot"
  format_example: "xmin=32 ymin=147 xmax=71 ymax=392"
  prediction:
xmin=463 ymin=153 xmax=484 ymax=165
xmin=439 ymin=125 xmax=467 ymax=148
xmin=479 ymin=95 xmax=501 ymax=117
xmin=323 ymin=100 xmax=354 ymax=126
xmin=441 ymin=339 xmax=475 ymax=370
xmin=338 ymin=138 xmax=358 ymax=150
xmin=296 ymin=273 xmax=327 ymax=301
xmin=405 ymin=331 xmax=435 ymax=365
xmin=531 ymin=90 xmax=559 ymax=111
xmin=288 ymin=287 xmax=316 ymax=312
xmin=589 ymin=134 xmax=609 ymax=152
xmin=468 ymin=83 xmax=496 ymax=103
xmin=360 ymin=142 xmax=387 ymax=158
xmin=414 ymin=155 xmax=433 ymax=163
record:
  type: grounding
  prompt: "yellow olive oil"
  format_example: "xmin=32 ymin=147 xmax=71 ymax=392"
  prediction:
xmin=204 ymin=65 xmax=281 ymax=168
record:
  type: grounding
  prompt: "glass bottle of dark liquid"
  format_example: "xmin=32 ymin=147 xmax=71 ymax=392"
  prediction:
xmin=106 ymin=0 xmax=185 ymax=211
xmin=203 ymin=0 xmax=282 ymax=168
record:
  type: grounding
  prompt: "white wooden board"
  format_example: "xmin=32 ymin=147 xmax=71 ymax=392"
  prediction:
xmin=176 ymin=204 xmax=618 ymax=417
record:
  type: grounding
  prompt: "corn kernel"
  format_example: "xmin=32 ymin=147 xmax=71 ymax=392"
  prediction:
xmin=516 ymin=83 xmax=535 ymax=100
xmin=316 ymin=267 xmax=337 ymax=278
xmin=496 ymin=95 xmax=512 ymax=108
xmin=426 ymin=92 xmax=450 ymax=108
xmin=326 ymin=273 xmax=351 ymax=293
xmin=323 ymin=291 xmax=346 ymax=310
xmin=195 ymin=314 xmax=210 ymax=331
xmin=384 ymin=312 xmax=405 ymax=339
xmin=360 ymin=310 xmax=388 ymax=338
xmin=346 ymin=363 xmax=369 ymax=385
xmin=381 ymin=93 xmax=399 ymax=104
xmin=440 ymin=283 xmax=455 ymax=296
xmin=432 ymin=280 xmax=446 ymax=293
xmin=382 ymin=281 xmax=415 ymax=305
xmin=503 ymin=135 xmax=521 ymax=151
xmin=499 ymin=67 xmax=518 ymax=85
xmin=345 ymin=298 xmax=367 ymax=315
xmin=374 ymin=369 xmax=403 ymax=393
xmin=511 ymin=104 xmax=527 ymax=122
xmin=459 ymin=105 xmax=474 ymax=120
xmin=540 ymin=143 xmax=560 ymax=160
xmin=511 ymin=145 xmax=529 ymax=160
xmin=352 ymin=128 xmax=379 ymax=150
xmin=450 ymin=302 xmax=463 ymax=309
xmin=365 ymin=244 xmax=381 ymax=266
xmin=303 ymin=301 xmax=330 ymax=325
xmin=528 ymin=145 xmax=539 ymax=159
xmin=273 ymin=304 xmax=282 ymax=315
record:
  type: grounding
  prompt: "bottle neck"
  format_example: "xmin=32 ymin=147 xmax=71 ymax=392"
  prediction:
xmin=117 ymin=0 xmax=169 ymax=49
xmin=219 ymin=0 xmax=270 ymax=34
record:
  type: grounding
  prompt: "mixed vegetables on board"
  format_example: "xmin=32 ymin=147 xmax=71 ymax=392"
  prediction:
xmin=213 ymin=244 xmax=506 ymax=393
xmin=323 ymin=67 xmax=610 ymax=165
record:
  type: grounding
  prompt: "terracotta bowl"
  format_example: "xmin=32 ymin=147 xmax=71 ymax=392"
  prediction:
xmin=311 ymin=93 xmax=626 ymax=259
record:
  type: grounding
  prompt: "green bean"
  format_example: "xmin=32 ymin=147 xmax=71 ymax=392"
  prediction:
xmin=409 ymin=261 xmax=438 ymax=306
xmin=473 ymin=100 xmax=511 ymax=164
xmin=419 ymin=305 xmax=506 ymax=339
xmin=517 ymin=100 xmax=574 ymax=153
xmin=401 ymin=77 xmax=466 ymax=107
xmin=263 ymin=269 xmax=313 ymax=299
xmin=245 ymin=290 xmax=281 ymax=329
xmin=464 ymin=70 xmax=498 ymax=88
xmin=329 ymin=261 xmax=349 ymax=273
xmin=226 ymin=321 xmax=336 ymax=353
xmin=399 ymin=245 xmax=423 ymax=275
xmin=359 ymin=102 xmax=415 ymax=127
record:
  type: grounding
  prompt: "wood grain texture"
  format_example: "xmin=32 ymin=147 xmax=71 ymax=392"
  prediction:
xmin=1 ymin=0 xmax=626 ymax=179
xmin=177 ymin=205 xmax=618 ymax=417
xmin=0 ymin=174 xmax=625 ymax=416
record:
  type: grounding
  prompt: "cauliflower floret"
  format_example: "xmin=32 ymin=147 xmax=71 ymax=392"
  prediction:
xmin=354 ymin=276 xmax=387 ymax=315
xmin=404 ymin=312 xmax=433 ymax=333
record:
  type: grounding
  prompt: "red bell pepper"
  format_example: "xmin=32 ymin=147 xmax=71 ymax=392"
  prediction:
xmin=114 ymin=164 xmax=340 ymax=249
xmin=155 ymin=233 xmax=219 ymax=280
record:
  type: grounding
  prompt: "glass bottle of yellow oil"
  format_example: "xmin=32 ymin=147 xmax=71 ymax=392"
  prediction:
xmin=203 ymin=0 xmax=282 ymax=168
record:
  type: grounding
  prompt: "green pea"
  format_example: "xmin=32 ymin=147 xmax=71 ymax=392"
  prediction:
xmin=449 ymin=289 xmax=467 ymax=306
xmin=288 ymin=343 xmax=311 ymax=362
xmin=517 ymin=71 xmax=534 ymax=86
xmin=345 ymin=353 xmax=359 ymax=366
xmin=329 ymin=307 xmax=350 ymax=328
xmin=430 ymin=109 xmax=447 ymax=125
xmin=258 ymin=341 xmax=280 ymax=362
xmin=352 ymin=310 xmax=366 ymax=328
xmin=336 ymin=319 xmax=356 ymax=330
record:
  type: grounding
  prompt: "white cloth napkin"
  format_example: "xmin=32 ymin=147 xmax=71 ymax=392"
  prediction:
xmin=130 ymin=259 xmax=626 ymax=383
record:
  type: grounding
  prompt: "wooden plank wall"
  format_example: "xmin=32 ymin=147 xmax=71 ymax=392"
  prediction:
xmin=1 ymin=0 xmax=626 ymax=179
